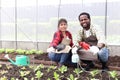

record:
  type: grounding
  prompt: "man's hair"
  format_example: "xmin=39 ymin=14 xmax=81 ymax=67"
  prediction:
xmin=78 ymin=12 xmax=91 ymax=21
xmin=58 ymin=18 xmax=67 ymax=27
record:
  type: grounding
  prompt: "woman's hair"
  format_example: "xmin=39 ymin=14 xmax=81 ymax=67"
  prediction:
xmin=78 ymin=12 xmax=91 ymax=21
xmin=58 ymin=18 xmax=67 ymax=28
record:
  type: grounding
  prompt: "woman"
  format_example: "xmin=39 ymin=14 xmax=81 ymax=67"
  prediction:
xmin=48 ymin=18 xmax=74 ymax=67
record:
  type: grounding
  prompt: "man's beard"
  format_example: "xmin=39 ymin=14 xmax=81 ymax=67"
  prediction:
xmin=82 ymin=23 xmax=90 ymax=30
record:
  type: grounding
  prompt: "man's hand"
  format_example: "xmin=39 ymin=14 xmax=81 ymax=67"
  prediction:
xmin=79 ymin=42 xmax=90 ymax=50
xmin=97 ymin=43 xmax=105 ymax=49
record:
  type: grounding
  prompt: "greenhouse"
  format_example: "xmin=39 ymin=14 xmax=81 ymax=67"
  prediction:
xmin=0 ymin=0 xmax=120 ymax=79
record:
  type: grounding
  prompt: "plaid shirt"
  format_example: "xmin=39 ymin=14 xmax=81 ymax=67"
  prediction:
xmin=75 ymin=25 xmax=106 ymax=46
xmin=50 ymin=30 xmax=73 ymax=48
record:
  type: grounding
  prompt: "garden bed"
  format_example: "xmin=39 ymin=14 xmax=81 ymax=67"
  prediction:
xmin=0 ymin=63 xmax=120 ymax=80
xmin=0 ymin=53 xmax=120 ymax=79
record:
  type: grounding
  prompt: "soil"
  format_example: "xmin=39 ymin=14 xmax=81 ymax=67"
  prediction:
xmin=0 ymin=53 xmax=120 ymax=80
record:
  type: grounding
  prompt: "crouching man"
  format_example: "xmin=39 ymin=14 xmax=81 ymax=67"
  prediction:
xmin=74 ymin=12 xmax=109 ymax=71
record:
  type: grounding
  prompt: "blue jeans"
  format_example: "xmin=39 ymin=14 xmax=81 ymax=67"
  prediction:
xmin=48 ymin=52 xmax=71 ymax=64
xmin=98 ymin=47 xmax=109 ymax=62
xmin=48 ymin=52 xmax=77 ymax=67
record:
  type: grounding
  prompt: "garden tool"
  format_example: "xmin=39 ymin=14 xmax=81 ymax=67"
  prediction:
xmin=4 ymin=54 xmax=30 ymax=66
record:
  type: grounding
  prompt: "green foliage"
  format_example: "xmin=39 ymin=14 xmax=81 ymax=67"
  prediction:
xmin=73 ymin=68 xmax=83 ymax=77
xmin=34 ymin=64 xmax=44 ymax=72
xmin=0 ymin=76 xmax=8 ymax=80
xmin=0 ymin=48 xmax=5 ymax=53
xmin=47 ymin=65 xmax=56 ymax=72
xmin=28 ymin=49 xmax=37 ymax=54
xmin=16 ymin=49 xmax=26 ymax=54
xmin=25 ymin=49 xmax=43 ymax=55
xmin=36 ymin=50 xmax=44 ymax=54
xmin=5 ymin=49 xmax=15 ymax=54
xmin=10 ymin=78 xmax=15 ymax=80
xmin=6 ymin=65 xmax=13 ymax=69
xmin=90 ymin=69 xmax=99 ymax=78
xmin=19 ymin=70 xmax=30 ymax=77
xmin=109 ymin=71 xmax=118 ymax=80
xmin=24 ymin=77 xmax=28 ymax=80
xmin=58 ymin=65 xmax=67 ymax=74
xmin=53 ymin=72 xmax=60 ymax=80
xmin=47 ymin=78 xmax=51 ymax=80
xmin=35 ymin=70 xmax=43 ymax=79
xmin=67 ymin=74 xmax=78 ymax=80
xmin=2 ymin=48 xmax=44 ymax=55
xmin=0 ymin=70 xmax=8 ymax=75
xmin=0 ymin=64 xmax=2 ymax=68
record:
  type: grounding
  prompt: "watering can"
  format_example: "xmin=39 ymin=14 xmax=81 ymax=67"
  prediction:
xmin=4 ymin=54 xmax=30 ymax=66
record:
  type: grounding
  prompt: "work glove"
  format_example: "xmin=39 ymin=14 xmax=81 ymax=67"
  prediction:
xmin=90 ymin=46 xmax=99 ymax=55
xmin=79 ymin=42 xmax=90 ymax=50
xmin=72 ymin=46 xmax=78 ymax=54
xmin=56 ymin=44 xmax=66 ymax=51
xmin=47 ymin=47 xmax=55 ymax=53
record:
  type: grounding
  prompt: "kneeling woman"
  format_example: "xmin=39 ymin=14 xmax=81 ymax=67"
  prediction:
xmin=48 ymin=18 xmax=74 ymax=67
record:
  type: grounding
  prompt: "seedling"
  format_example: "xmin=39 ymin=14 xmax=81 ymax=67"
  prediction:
xmin=5 ymin=49 xmax=15 ymax=54
xmin=58 ymin=65 xmax=67 ymax=74
xmin=0 ymin=64 xmax=2 ymax=68
xmin=0 ymin=76 xmax=8 ymax=80
xmin=47 ymin=78 xmax=51 ymax=80
xmin=0 ymin=48 xmax=5 ymax=53
xmin=53 ymin=72 xmax=60 ymax=80
xmin=26 ymin=49 xmax=37 ymax=54
xmin=67 ymin=74 xmax=78 ymax=80
xmin=35 ymin=70 xmax=43 ymax=79
xmin=90 ymin=69 xmax=99 ymax=78
xmin=10 ymin=78 xmax=15 ymax=80
xmin=73 ymin=68 xmax=83 ymax=78
xmin=24 ymin=77 xmax=28 ymax=80
xmin=16 ymin=49 xmax=26 ymax=54
xmin=0 ymin=70 xmax=8 ymax=75
xmin=109 ymin=70 xmax=118 ymax=80
xmin=47 ymin=65 xmax=56 ymax=72
xmin=19 ymin=70 xmax=30 ymax=77
xmin=36 ymin=50 xmax=44 ymax=54
xmin=34 ymin=64 xmax=44 ymax=72
xmin=6 ymin=65 xmax=13 ymax=69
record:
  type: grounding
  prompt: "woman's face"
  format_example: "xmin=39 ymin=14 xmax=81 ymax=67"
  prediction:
xmin=58 ymin=22 xmax=67 ymax=32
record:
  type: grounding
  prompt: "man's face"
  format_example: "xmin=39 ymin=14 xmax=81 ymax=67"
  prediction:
xmin=79 ymin=15 xmax=90 ymax=29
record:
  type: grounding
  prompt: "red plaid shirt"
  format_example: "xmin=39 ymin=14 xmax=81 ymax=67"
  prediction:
xmin=50 ymin=30 xmax=73 ymax=48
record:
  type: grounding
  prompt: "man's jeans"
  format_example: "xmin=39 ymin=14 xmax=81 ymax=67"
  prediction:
xmin=98 ymin=47 xmax=109 ymax=63
xmin=48 ymin=52 xmax=71 ymax=64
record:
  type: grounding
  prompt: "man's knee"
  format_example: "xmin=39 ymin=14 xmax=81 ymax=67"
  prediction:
xmin=98 ymin=47 xmax=109 ymax=62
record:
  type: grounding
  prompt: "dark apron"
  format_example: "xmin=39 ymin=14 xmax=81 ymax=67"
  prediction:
xmin=78 ymin=35 xmax=98 ymax=60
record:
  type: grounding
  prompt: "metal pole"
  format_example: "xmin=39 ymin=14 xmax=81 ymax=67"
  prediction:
xmin=105 ymin=0 xmax=107 ymax=39
xmin=82 ymin=0 xmax=84 ymax=11
xmin=0 ymin=0 xmax=2 ymax=48
xmin=58 ymin=0 xmax=61 ymax=20
xmin=15 ymin=0 xmax=17 ymax=49
xmin=36 ymin=0 xmax=38 ymax=50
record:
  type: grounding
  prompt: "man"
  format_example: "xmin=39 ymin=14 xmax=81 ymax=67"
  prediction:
xmin=76 ymin=12 xmax=109 ymax=71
